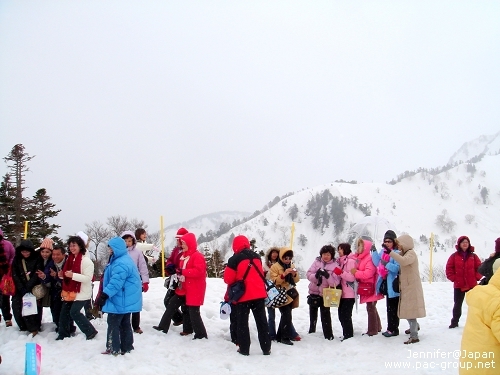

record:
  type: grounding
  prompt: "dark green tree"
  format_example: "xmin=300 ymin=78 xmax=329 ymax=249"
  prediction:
xmin=0 ymin=173 xmax=16 ymax=238
xmin=26 ymin=188 xmax=61 ymax=246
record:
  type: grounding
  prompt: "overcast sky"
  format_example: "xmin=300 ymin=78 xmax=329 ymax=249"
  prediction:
xmin=1 ymin=1 xmax=499 ymax=238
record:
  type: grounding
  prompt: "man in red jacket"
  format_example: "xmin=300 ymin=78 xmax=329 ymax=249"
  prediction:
xmin=445 ymin=236 xmax=482 ymax=328
xmin=224 ymin=235 xmax=271 ymax=356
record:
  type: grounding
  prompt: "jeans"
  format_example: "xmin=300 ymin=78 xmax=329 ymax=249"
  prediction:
xmin=106 ymin=313 xmax=134 ymax=354
xmin=267 ymin=307 xmax=297 ymax=339
xmin=236 ymin=299 xmax=271 ymax=355
xmin=59 ymin=300 xmax=97 ymax=339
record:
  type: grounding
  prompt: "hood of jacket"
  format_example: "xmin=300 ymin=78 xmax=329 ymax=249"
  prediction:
xmin=120 ymin=230 xmax=136 ymax=245
xmin=180 ymin=233 xmax=198 ymax=256
xmin=278 ymin=247 xmax=293 ymax=262
xmin=265 ymin=247 xmax=280 ymax=264
xmin=397 ymin=234 xmax=414 ymax=254
xmin=108 ymin=237 xmax=128 ymax=259
xmin=356 ymin=238 xmax=373 ymax=260
xmin=232 ymin=235 xmax=250 ymax=254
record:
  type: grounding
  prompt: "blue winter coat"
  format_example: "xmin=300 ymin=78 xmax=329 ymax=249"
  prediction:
xmin=102 ymin=237 xmax=143 ymax=314
xmin=372 ymin=249 xmax=401 ymax=298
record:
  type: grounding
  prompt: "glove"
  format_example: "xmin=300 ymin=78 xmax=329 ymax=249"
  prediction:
xmin=98 ymin=293 xmax=109 ymax=309
xmin=178 ymin=275 xmax=185 ymax=282
xmin=384 ymin=248 xmax=392 ymax=254
xmin=165 ymin=264 xmax=176 ymax=276
xmin=381 ymin=243 xmax=388 ymax=250
xmin=380 ymin=259 xmax=388 ymax=266
xmin=142 ymin=283 xmax=149 ymax=292
xmin=314 ymin=269 xmax=322 ymax=279
xmin=333 ymin=267 xmax=342 ymax=276
xmin=320 ymin=269 xmax=330 ymax=279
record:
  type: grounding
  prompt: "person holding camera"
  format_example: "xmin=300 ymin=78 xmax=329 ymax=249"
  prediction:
xmin=306 ymin=245 xmax=338 ymax=340
xmin=269 ymin=248 xmax=300 ymax=346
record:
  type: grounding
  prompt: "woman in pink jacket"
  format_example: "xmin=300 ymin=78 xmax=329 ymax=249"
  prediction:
xmin=350 ymin=238 xmax=383 ymax=336
xmin=333 ymin=243 xmax=357 ymax=341
xmin=305 ymin=245 xmax=339 ymax=340
xmin=0 ymin=229 xmax=15 ymax=327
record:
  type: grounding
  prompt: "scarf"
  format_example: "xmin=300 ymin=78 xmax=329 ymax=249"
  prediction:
xmin=377 ymin=252 xmax=390 ymax=279
xmin=278 ymin=259 xmax=296 ymax=286
xmin=62 ymin=252 xmax=83 ymax=293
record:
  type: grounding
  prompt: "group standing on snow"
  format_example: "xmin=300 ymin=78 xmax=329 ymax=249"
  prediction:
xmin=0 ymin=227 xmax=499 ymax=365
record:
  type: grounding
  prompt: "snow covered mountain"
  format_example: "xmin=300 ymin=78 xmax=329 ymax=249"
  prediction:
xmin=196 ymin=133 xmax=500 ymax=275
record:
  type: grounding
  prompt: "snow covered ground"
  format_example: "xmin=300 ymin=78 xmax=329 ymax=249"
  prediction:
xmin=0 ymin=277 xmax=467 ymax=375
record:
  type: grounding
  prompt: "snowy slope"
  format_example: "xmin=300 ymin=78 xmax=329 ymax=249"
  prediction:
xmin=206 ymin=153 xmax=500 ymax=274
xmin=448 ymin=131 xmax=500 ymax=164
xmin=0 ymin=278 xmax=469 ymax=375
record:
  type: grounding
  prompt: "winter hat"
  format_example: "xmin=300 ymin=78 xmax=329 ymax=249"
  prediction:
xmin=383 ymin=230 xmax=397 ymax=241
xmin=121 ymin=231 xmax=136 ymax=244
xmin=455 ymin=236 xmax=474 ymax=252
xmin=232 ymin=235 xmax=250 ymax=253
xmin=495 ymin=238 xmax=500 ymax=254
xmin=16 ymin=239 xmax=35 ymax=253
xmin=175 ymin=227 xmax=189 ymax=239
xmin=77 ymin=231 xmax=89 ymax=246
xmin=39 ymin=238 xmax=54 ymax=250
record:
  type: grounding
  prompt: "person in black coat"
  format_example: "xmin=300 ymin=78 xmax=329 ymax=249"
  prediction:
xmin=478 ymin=238 xmax=500 ymax=285
xmin=11 ymin=240 xmax=44 ymax=336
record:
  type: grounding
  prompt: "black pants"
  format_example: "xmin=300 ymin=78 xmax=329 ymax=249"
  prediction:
xmin=164 ymin=289 xmax=184 ymax=325
xmin=276 ymin=303 xmax=293 ymax=342
xmin=309 ymin=298 xmax=333 ymax=339
xmin=158 ymin=294 xmax=206 ymax=338
xmin=229 ymin=304 xmax=237 ymax=344
xmin=235 ymin=299 xmax=271 ymax=355
xmin=338 ymin=298 xmax=355 ymax=339
xmin=451 ymin=288 xmax=467 ymax=325
xmin=0 ymin=293 xmax=12 ymax=321
xmin=132 ymin=311 xmax=141 ymax=330
xmin=12 ymin=294 xmax=40 ymax=332
xmin=58 ymin=300 xmax=97 ymax=339
xmin=386 ymin=296 xmax=400 ymax=333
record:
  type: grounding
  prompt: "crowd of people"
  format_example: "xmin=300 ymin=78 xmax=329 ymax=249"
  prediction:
xmin=0 ymin=226 xmax=499 ymax=364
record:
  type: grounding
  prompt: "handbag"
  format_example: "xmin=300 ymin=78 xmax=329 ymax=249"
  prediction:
xmin=228 ymin=262 xmax=253 ymax=304
xmin=250 ymin=259 xmax=286 ymax=307
xmin=286 ymin=286 xmax=299 ymax=300
xmin=61 ymin=290 xmax=77 ymax=301
xmin=268 ymin=287 xmax=288 ymax=308
xmin=22 ymin=293 xmax=37 ymax=316
xmin=379 ymin=278 xmax=388 ymax=296
xmin=307 ymin=294 xmax=322 ymax=308
xmin=357 ymin=281 xmax=375 ymax=296
xmin=392 ymin=274 xmax=400 ymax=293
xmin=0 ymin=268 xmax=15 ymax=296
xmin=323 ymin=287 xmax=342 ymax=308
xmin=32 ymin=284 xmax=48 ymax=300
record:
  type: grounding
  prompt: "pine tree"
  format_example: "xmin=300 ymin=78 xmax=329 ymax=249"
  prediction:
xmin=0 ymin=173 xmax=16 ymax=238
xmin=3 ymin=144 xmax=35 ymax=245
xmin=26 ymin=188 xmax=61 ymax=246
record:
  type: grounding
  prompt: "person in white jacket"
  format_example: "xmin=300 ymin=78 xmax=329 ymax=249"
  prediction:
xmin=121 ymin=231 xmax=149 ymax=334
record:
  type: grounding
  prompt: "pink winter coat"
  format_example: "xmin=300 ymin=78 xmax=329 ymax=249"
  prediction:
xmin=306 ymin=257 xmax=339 ymax=296
xmin=175 ymin=233 xmax=207 ymax=307
xmin=354 ymin=239 xmax=383 ymax=304
xmin=336 ymin=253 xmax=357 ymax=299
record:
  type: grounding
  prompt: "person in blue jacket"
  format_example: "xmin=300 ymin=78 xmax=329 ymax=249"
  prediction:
xmin=98 ymin=237 xmax=142 ymax=356
xmin=371 ymin=230 xmax=401 ymax=337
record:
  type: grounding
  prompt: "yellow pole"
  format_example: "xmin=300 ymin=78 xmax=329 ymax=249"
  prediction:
xmin=429 ymin=233 xmax=434 ymax=284
xmin=160 ymin=216 xmax=165 ymax=279
xmin=24 ymin=221 xmax=29 ymax=239
xmin=290 ymin=222 xmax=295 ymax=249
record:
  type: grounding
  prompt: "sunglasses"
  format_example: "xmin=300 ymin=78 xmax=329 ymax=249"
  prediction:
xmin=384 ymin=240 xmax=393 ymax=243
xmin=283 ymin=256 xmax=293 ymax=260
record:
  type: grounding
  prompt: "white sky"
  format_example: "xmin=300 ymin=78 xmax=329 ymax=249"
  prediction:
xmin=1 ymin=1 xmax=499 ymax=237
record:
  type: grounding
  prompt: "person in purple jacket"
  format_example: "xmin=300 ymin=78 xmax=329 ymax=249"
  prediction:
xmin=305 ymin=245 xmax=339 ymax=340
xmin=120 ymin=231 xmax=149 ymax=334
xmin=0 ymin=229 xmax=15 ymax=327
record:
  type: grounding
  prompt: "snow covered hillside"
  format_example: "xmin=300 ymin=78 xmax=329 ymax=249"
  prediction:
xmin=0 ymin=278 xmax=469 ymax=375
xmin=448 ymin=131 xmax=500 ymax=165
xmin=200 ymin=135 xmax=500 ymax=274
